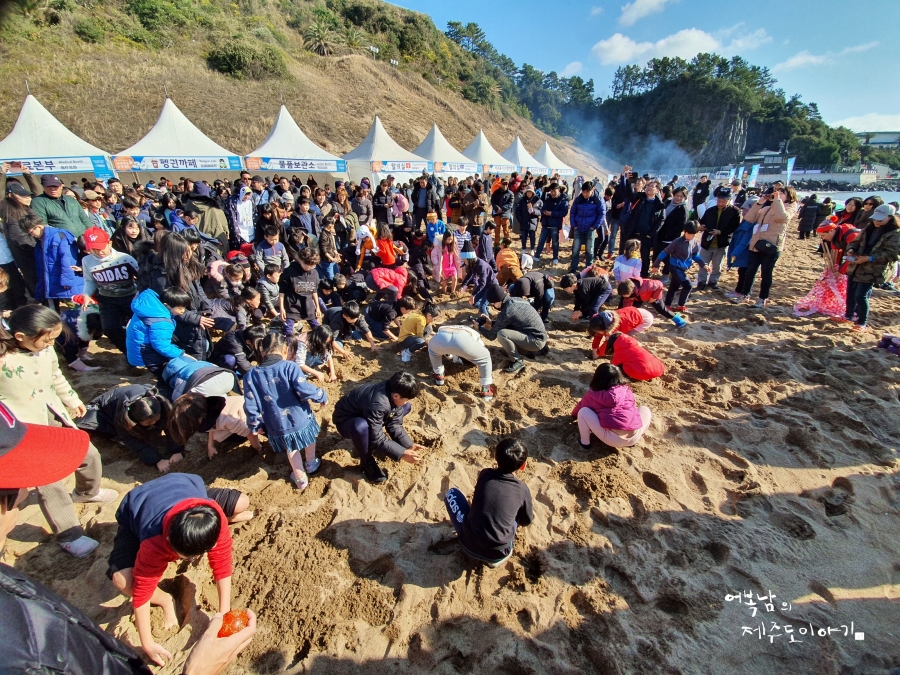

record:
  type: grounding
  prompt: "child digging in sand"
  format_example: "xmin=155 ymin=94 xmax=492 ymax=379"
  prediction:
xmin=108 ymin=473 xmax=251 ymax=667
xmin=650 ymin=220 xmax=708 ymax=313
xmin=572 ymin=363 xmax=652 ymax=449
xmin=587 ymin=306 xmax=654 ymax=358
xmin=444 ymin=438 xmax=533 ymax=567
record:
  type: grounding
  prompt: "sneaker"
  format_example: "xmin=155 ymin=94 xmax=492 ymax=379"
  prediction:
xmin=433 ymin=373 xmax=446 ymax=386
xmin=71 ymin=488 xmax=118 ymax=504
xmin=69 ymin=358 xmax=101 ymax=372
xmin=362 ymin=458 xmax=388 ymax=484
xmin=504 ymin=358 xmax=526 ymax=374
xmin=536 ymin=344 xmax=549 ymax=357
xmin=304 ymin=457 xmax=322 ymax=474
xmin=753 ymin=298 xmax=769 ymax=308
xmin=730 ymin=295 xmax=748 ymax=305
xmin=476 ymin=384 xmax=496 ymax=401
xmin=830 ymin=316 xmax=851 ymax=323
xmin=696 ymin=282 xmax=707 ymax=292
xmin=552 ymin=259 xmax=559 ymax=265
xmin=60 ymin=536 xmax=99 ymax=558
xmin=578 ymin=440 xmax=591 ymax=450
xmin=851 ymin=324 xmax=868 ymax=333
xmin=671 ymin=305 xmax=687 ymax=313
xmin=400 ymin=348 xmax=412 ymax=363
xmin=707 ymin=283 xmax=718 ymax=290
xmin=290 ymin=471 xmax=309 ymax=490
xmin=724 ymin=291 xmax=741 ymax=300
xmin=448 ymin=355 xmax=463 ymax=365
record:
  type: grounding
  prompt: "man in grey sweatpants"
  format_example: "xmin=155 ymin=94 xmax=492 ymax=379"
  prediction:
xmin=476 ymin=284 xmax=548 ymax=375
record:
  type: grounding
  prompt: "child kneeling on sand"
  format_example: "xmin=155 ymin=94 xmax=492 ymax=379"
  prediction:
xmin=108 ymin=472 xmax=251 ymax=667
xmin=588 ymin=306 xmax=654 ymax=358
xmin=332 ymin=371 xmax=426 ymax=484
xmin=573 ymin=363 xmax=652 ymax=449
xmin=607 ymin=333 xmax=665 ymax=381
xmin=444 ymin=438 xmax=534 ymax=567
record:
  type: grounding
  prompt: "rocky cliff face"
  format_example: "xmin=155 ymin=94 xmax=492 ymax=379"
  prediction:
xmin=694 ymin=106 xmax=748 ymax=166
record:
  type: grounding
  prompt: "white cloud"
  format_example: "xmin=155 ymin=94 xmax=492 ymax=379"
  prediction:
xmin=773 ymin=41 xmax=879 ymax=72
xmin=590 ymin=5 xmax=604 ymax=16
xmin=592 ymin=27 xmax=768 ymax=66
xmin=560 ymin=61 xmax=583 ymax=77
xmin=832 ymin=113 xmax=900 ymax=132
xmin=619 ymin=0 xmax=674 ymax=26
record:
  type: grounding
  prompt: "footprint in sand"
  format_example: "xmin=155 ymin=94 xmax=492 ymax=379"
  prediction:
xmin=642 ymin=472 xmax=669 ymax=496
xmin=771 ymin=511 xmax=816 ymax=540
xmin=688 ymin=470 xmax=708 ymax=496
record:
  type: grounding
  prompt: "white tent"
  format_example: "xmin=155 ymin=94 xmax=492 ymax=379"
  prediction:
xmin=533 ymin=141 xmax=576 ymax=177
xmin=342 ymin=116 xmax=430 ymax=185
xmin=462 ymin=130 xmax=517 ymax=175
xmin=501 ymin=136 xmax=548 ymax=176
xmin=112 ymin=98 xmax=243 ymax=174
xmin=413 ymin=124 xmax=478 ymax=178
xmin=0 ymin=94 xmax=115 ymax=179
xmin=245 ymin=105 xmax=347 ymax=180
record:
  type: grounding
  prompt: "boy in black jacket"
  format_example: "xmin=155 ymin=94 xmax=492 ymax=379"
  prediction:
xmin=559 ymin=273 xmax=613 ymax=322
xmin=444 ymin=438 xmax=533 ymax=566
xmin=332 ymin=371 xmax=426 ymax=483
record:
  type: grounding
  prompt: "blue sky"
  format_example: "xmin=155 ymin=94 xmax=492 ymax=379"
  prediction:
xmin=393 ymin=0 xmax=900 ymax=132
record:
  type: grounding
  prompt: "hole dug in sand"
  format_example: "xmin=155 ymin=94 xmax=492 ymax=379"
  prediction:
xmin=641 ymin=472 xmax=669 ymax=496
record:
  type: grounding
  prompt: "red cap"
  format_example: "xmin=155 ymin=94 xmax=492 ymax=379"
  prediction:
xmin=0 ymin=402 xmax=90 ymax=489
xmin=83 ymin=227 xmax=110 ymax=251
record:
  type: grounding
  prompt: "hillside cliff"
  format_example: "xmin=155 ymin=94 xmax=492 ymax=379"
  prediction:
xmin=0 ymin=0 xmax=614 ymax=176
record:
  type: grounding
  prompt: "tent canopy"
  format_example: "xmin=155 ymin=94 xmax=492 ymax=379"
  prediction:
xmin=0 ymin=94 xmax=114 ymax=178
xmin=343 ymin=116 xmax=430 ymax=184
xmin=533 ymin=141 xmax=576 ymax=177
xmin=246 ymin=105 xmax=346 ymax=176
xmin=462 ymin=130 xmax=517 ymax=175
xmin=112 ymin=98 xmax=242 ymax=173
xmin=413 ymin=124 xmax=478 ymax=177
xmin=501 ymin=136 xmax=548 ymax=176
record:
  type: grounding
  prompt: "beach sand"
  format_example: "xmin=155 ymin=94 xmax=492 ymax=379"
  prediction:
xmin=5 ymin=236 xmax=900 ymax=674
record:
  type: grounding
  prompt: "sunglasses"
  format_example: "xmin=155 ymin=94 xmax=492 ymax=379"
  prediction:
xmin=863 ymin=201 xmax=874 ymax=206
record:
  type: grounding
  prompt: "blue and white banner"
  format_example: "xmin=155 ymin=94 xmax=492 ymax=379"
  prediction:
xmin=372 ymin=160 xmax=432 ymax=174
xmin=247 ymin=157 xmax=346 ymax=173
xmin=113 ymin=155 xmax=243 ymax=172
xmin=785 ymin=157 xmax=796 ymax=184
xmin=433 ymin=161 xmax=478 ymax=174
xmin=481 ymin=163 xmax=518 ymax=175
xmin=747 ymin=164 xmax=760 ymax=187
xmin=2 ymin=155 xmax=115 ymax=180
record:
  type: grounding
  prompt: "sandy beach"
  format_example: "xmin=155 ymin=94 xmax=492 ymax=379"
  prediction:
xmin=4 ymin=235 xmax=900 ymax=674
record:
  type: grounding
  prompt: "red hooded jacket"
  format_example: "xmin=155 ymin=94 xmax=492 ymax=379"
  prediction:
xmin=610 ymin=333 xmax=665 ymax=381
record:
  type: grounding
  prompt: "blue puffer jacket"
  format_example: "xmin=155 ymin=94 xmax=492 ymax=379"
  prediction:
xmin=569 ymin=193 xmax=607 ymax=232
xmin=540 ymin=194 xmax=569 ymax=229
xmin=243 ymin=355 xmax=328 ymax=437
xmin=161 ymin=355 xmax=236 ymax=400
xmin=727 ymin=219 xmax=754 ymax=269
xmin=34 ymin=225 xmax=84 ymax=301
xmin=125 ymin=289 xmax=183 ymax=369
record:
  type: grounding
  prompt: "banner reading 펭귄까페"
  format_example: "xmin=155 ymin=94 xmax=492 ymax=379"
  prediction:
xmin=112 ymin=155 xmax=243 ymax=172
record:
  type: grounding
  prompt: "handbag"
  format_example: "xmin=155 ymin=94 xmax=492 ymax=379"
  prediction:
xmin=753 ymin=239 xmax=778 ymax=256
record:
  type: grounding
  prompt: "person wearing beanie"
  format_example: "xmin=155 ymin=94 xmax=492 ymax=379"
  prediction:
xmin=475 ymin=283 xmax=548 ymax=374
xmin=81 ymin=227 xmax=139 ymax=354
xmin=587 ymin=306 xmax=654 ymax=358
xmin=696 ymin=186 xmax=740 ymax=291
xmin=462 ymin=244 xmax=498 ymax=318
xmin=462 ymin=181 xmax=491 ymax=228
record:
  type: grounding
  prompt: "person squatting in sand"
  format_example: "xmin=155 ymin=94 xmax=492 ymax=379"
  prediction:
xmin=572 ymin=363 xmax=652 ymax=449
xmin=444 ymin=438 xmax=533 ymax=567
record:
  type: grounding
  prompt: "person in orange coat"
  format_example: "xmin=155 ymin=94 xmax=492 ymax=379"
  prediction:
xmin=607 ymin=333 xmax=665 ymax=381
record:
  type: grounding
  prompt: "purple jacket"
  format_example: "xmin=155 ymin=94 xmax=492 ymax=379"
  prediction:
xmin=572 ymin=384 xmax=642 ymax=431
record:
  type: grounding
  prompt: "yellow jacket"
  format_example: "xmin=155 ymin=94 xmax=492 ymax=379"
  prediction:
xmin=0 ymin=347 xmax=83 ymax=427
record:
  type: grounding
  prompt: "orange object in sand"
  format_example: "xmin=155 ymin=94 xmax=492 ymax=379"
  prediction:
xmin=217 ymin=609 xmax=250 ymax=637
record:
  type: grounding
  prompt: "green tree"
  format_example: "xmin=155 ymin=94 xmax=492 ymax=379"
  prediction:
xmin=304 ymin=21 xmax=334 ymax=56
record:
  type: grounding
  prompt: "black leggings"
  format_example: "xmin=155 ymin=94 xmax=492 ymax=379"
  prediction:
xmin=665 ymin=278 xmax=692 ymax=307
xmin=740 ymin=251 xmax=780 ymax=300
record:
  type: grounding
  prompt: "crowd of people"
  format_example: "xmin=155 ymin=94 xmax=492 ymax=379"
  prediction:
xmin=0 ymin=159 xmax=898 ymax=672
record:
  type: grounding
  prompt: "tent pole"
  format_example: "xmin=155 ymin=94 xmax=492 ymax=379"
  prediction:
xmin=164 ymin=84 xmax=169 ymax=98
xmin=25 ymin=79 xmax=30 ymax=95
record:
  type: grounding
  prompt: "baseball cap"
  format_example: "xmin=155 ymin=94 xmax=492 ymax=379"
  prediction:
xmin=0 ymin=402 xmax=90 ymax=489
xmin=251 ymin=175 xmax=264 ymax=183
xmin=83 ymin=227 xmax=110 ymax=250
xmin=6 ymin=182 xmax=30 ymax=197
xmin=40 ymin=175 xmax=63 ymax=187
xmin=871 ymin=204 xmax=897 ymax=221
xmin=83 ymin=189 xmax=101 ymax=201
